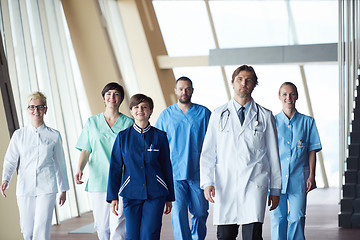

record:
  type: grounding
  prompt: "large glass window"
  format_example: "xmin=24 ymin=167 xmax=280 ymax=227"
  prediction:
xmin=153 ymin=1 xmax=215 ymax=56
xmin=0 ymin=0 xmax=91 ymax=222
xmin=98 ymin=0 xmax=140 ymax=96
xmin=210 ymin=1 xmax=290 ymax=48
xmin=153 ymin=0 xmax=339 ymax=187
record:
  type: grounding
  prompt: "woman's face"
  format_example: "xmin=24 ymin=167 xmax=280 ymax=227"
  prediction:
xmin=104 ymin=89 xmax=122 ymax=109
xmin=279 ymin=85 xmax=298 ymax=111
xmin=27 ymin=98 xmax=47 ymax=122
xmin=130 ymin=102 xmax=153 ymax=123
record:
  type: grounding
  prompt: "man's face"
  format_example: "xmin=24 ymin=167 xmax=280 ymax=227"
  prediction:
xmin=175 ymin=80 xmax=193 ymax=104
xmin=232 ymin=71 xmax=256 ymax=99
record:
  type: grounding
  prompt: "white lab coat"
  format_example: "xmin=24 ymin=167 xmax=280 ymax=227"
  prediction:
xmin=200 ymin=99 xmax=281 ymax=225
xmin=2 ymin=123 xmax=69 ymax=196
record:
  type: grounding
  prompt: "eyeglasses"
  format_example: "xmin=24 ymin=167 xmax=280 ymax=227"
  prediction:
xmin=28 ymin=105 xmax=46 ymax=111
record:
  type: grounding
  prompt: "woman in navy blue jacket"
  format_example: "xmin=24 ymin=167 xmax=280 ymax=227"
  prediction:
xmin=107 ymin=93 xmax=175 ymax=240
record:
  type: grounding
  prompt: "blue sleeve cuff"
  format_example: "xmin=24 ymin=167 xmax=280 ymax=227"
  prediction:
xmin=270 ymin=188 xmax=281 ymax=196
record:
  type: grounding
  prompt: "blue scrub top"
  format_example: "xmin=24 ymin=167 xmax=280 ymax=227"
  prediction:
xmin=155 ymin=103 xmax=211 ymax=181
xmin=275 ymin=111 xmax=322 ymax=194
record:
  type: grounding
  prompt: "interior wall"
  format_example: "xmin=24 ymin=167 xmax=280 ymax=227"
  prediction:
xmin=117 ymin=0 xmax=176 ymax=118
xmin=62 ymin=0 xmax=177 ymax=120
xmin=61 ymin=0 xmax=130 ymax=116
xmin=122 ymin=0 xmax=176 ymax=102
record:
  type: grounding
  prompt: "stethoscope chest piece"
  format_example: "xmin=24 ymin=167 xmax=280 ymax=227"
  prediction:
xmin=254 ymin=121 xmax=259 ymax=127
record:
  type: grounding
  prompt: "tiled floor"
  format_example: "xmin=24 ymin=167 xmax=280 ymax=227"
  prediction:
xmin=51 ymin=188 xmax=360 ymax=239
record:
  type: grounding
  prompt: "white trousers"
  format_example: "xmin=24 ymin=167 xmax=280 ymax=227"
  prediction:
xmin=90 ymin=192 xmax=126 ymax=240
xmin=17 ymin=193 xmax=56 ymax=240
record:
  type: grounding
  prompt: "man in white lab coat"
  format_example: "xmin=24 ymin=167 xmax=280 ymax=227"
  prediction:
xmin=200 ymin=65 xmax=282 ymax=240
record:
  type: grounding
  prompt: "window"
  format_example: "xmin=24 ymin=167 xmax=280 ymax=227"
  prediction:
xmin=0 ymin=0 xmax=91 ymax=222
xmin=153 ymin=0 xmax=338 ymax=187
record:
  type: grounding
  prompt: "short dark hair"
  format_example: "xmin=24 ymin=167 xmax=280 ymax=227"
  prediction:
xmin=231 ymin=65 xmax=258 ymax=86
xmin=129 ymin=94 xmax=154 ymax=110
xmin=279 ymin=82 xmax=298 ymax=96
xmin=101 ymin=82 xmax=125 ymax=104
xmin=175 ymin=76 xmax=193 ymax=88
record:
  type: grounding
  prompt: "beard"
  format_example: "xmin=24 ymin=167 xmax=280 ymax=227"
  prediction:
xmin=239 ymin=93 xmax=250 ymax=98
xmin=237 ymin=91 xmax=250 ymax=98
xmin=179 ymin=95 xmax=191 ymax=104
xmin=237 ymin=87 xmax=254 ymax=98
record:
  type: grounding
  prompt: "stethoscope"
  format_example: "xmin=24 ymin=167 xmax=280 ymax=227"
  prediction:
xmin=220 ymin=103 xmax=259 ymax=134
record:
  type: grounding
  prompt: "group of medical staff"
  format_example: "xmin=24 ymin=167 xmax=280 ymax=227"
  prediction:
xmin=0 ymin=64 xmax=321 ymax=240
xmin=200 ymin=65 xmax=321 ymax=240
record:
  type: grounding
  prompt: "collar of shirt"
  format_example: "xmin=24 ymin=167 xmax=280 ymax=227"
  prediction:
xmin=279 ymin=109 xmax=299 ymax=124
xmin=133 ymin=123 xmax=151 ymax=134
xmin=233 ymin=98 xmax=252 ymax=116
xmin=28 ymin=123 xmax=46 ymax=133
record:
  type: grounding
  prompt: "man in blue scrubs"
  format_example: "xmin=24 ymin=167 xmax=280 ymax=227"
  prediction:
xmin=270 ymin=82 xmax=322 ymax=240
xmin=155 ymin=76 xmax=211 ymax=240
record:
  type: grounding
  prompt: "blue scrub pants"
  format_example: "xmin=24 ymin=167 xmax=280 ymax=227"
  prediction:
xmin=171 ymin=180 xmax=209 ymax=240
xmin=123 ymin=196 xmax=166 ymax=240
xmin=270 ymin=193 xmax=307 ymax=240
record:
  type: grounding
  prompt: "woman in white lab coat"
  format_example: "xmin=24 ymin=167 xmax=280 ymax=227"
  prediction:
xmin=1 ymin=91 xmax=69 ymax=240
xmin=200 ymin=65 xmax=282 ymax=240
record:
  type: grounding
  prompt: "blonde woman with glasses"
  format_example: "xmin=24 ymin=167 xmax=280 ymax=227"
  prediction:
xmin=1 ymin=91 xmax=69 ymax=240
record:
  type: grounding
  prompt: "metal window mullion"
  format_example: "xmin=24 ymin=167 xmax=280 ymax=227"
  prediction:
xmin=51 ymin=0 xmax=83 ymax=218
xmin=52 ymin=0 xmax=84 ymax=139
xmin=358 ymin=0 xmax=360 ymax=65
xmin=356 ymin=0 xmax=358 ymax=66
xmin=38 ymin=0 xmax=76 ymax=223
xmin=204 ymin=0 xmax=231 ymax=100
xmin=53 ymin=0 xmax=83 ymax=132
xmin=103 ymin=0 xmax=139 ymax=96
xmin=351 ymin=1 xmax=355 ymax=110
xmin=19 ymin=0 xmax=38 ymax=91
xmin=346 ymin=0 xmax=351 ymax=149
xmin=0 ymin=0 xmax=23 ymax=127
xmin=338 ymin=0 xmax=345 ymax=196
xmin=37 ymin=0 xmax=63 ymax=224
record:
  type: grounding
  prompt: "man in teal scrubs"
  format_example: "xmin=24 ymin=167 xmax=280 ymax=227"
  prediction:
xmin=155 ymin=76 xmax=211 ymax=240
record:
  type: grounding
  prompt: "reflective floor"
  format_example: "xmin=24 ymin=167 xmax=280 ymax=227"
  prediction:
xmin=51 ymin=188 xmax=360 ymax=239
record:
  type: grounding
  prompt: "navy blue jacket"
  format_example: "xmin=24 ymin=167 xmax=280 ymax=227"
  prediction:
xmin=107 ymin=124 xmax=175 ymax=202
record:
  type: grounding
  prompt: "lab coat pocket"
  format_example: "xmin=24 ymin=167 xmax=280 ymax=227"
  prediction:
xmin=251 ymin=163 xmax=268 ymax=188
xmin=40 ymin=168 xmax=57 ymax=193
xmin=253 ymin=131 xmax=265 ymax=150
xmin=214 ymin=163 xmax=227 ymax=191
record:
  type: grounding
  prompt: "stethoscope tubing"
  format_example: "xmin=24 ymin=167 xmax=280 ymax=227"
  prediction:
xmin=220 ymin=104 xmax=259 ymax=131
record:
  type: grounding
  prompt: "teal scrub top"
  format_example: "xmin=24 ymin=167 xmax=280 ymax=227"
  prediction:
xmin=155 ymin=103 xmax=211 ymax=181
xmin=76 ymin=113 xmax=134 ymax=192
xmin=275 ymin=110 xmax=322 ymax=194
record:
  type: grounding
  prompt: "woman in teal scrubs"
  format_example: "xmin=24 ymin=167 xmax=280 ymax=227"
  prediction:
xmin=270 ymin=82 xmax=322 ymax=240
xmin=75 ymin=82 xmax=134 ymax=240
